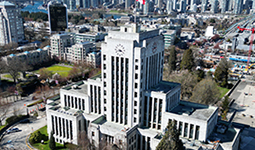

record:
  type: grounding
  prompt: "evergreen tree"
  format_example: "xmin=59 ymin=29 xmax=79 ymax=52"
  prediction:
xmin=156 ymin=120 xmax=184 ymax=150
xmin=168 ymin=46 xmax=177 ymax=72
xmin=180 ymin=49 xmax=194 ymax=71
xmin=214 ymin=58 xmax=232 ymax=87
xmin=49 ymin=131 xmax=56 ymax=150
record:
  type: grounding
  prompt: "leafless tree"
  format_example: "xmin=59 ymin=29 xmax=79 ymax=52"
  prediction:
xmin=0 ymin=97 xmax=10 ymax=126
xmin=1 ymin=59 xmax=31 ymax=83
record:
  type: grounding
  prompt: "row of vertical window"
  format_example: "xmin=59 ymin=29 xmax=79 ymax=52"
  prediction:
xmin=169 ymin=119 xmax=200 ymax=140
xmin=111 ymin=56 xmax=129 ymax=125
xmin=90 ymin=85 xmax=101 ymax=114
xmin=51 ymin=115 xmax=73 ymax=140
xmin=137 ymin=135 xmax=150 ymax=150
xmin=144 ymin=96 xmax=163 ymax=130
xmin=64 ymin=95 xmax=85 ymax=110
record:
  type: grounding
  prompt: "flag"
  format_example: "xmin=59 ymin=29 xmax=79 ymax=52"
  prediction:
xmin=136 ymin=0 xmax=145 ymax=5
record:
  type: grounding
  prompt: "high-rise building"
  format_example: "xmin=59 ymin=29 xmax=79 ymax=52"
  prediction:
xmin=233 ymin=0 xmax=244 ymax=14
xmin=190 ymin=0 xmax=195 ymax=10
xmin=201 ymin=0 xmax=208 ymax=12
xmin=166 ymin=0 xmax=173 ymax=14
xmin=125 ymin=0 xmax=131 ymax=9
xmin=143 ymin=0 xmax=154 ymax=15
xmin=157 ymin=0 xmax=162 ymax=8
xmin=221 ymin=0 xmax=229 ymax=13
xmin=173 ymin=0 xmax=178 ymax=10
xmin=253 ymin=0 xmax=255 ymax=9
xmin=46 ymin=24 xmax=219 ymax=149
xmin=48 ymin=1 xmax=68 ymax=33
xmin=210 ymin=0 xmax=218 ymax=13
xmin=0 ymin=1 xmax=24 ymax=46
xmin=179 ymin=0 xmax=186 ymax=12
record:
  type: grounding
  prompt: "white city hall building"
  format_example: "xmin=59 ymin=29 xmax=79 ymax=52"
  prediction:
xmin=46 ymin=24 xmax=218 ymax=149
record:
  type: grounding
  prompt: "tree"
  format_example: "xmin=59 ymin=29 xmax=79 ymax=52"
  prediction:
xmin=38 ymin=68 xmax=53 ymax=80
xmin=166 ymin=70 xmax=197 ymax=100
xmin=180 ymin=49 xmax=194 ymax=71
xmin=156 ymin=120 xmax=184 ymax=150
xmin=68 ymin=67 xmax=80 ymax=81
xmin=168 ymin=46 xmax=177 ymax=73
xmin=0 ymin=99 xmax=10 ymax=126
xmin=1 ymin=59 xmax=31 ymax=83
xmin=210 ymin=18 xmax=216 ymax=23
xmin=214 ymin=58 xmax=232 ymax=87
xmin=49 ymin=131 xmax=56 ymax=150
xmin=189 ymin=78 xmax=220 ymax=105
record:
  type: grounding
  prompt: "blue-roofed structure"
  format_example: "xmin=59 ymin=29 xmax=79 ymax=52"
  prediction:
xmin=23 ymin=51 xmax=30 ymax=54
xmin=37 ymin=48 xmax=42 ymax=51
xmin=9 ymin=54 xmax=15 ymax=57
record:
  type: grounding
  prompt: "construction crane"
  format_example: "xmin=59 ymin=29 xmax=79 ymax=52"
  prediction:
xmin=237 ymin=26 xmax=255 ymax=69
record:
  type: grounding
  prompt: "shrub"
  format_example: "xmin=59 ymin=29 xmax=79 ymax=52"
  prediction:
xmin=29 ymin=130 xmax=48 ymax=144
xmin=5 ymin=115 xmax=27 ymax=124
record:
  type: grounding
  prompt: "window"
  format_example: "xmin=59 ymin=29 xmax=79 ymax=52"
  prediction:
xmin=184 ymin=123 xmax=188 ymax=137
xmin=104 ymin=107 xmax=106 ymax=111
xmin=104 ymin=82 xmax=106 ymax=87
xmin=104 ymin=73 xmax=106 ymax=78
xmin=134 ymin=101 xmax=137 ymax=106
xmin=104 ymin=90 xmax=106 ymax=96
xmin=103 ymin=55 xmax=106 ymax=60
xmin=134 ymin=117 xmax=137 ymax=123
xmin=135 ymin=83 xmax=138 ymax=88
xmin=135 ymin=65 xmax=138 ymax=70
xmin=134 ymin=92 xmax=137 ymax=97
xmin=104 ymin=99 xmax=107 ymax=104
xmin=135 ymin=73 xmax=138 ymax=79
xmin=92 ymin=131 xmax=95 ymax=136
xmin=135 ymin=59 xmax=138 ymax=62
xmin=134 ymin=109 xmax=137 ymax=114
xmin=103 ymin=64 xmax=106 ymax=69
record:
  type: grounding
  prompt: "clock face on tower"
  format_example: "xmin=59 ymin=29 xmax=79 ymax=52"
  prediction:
xmin=152 ymin=42 xmax=157 ymax=53
xmin=115 ymin=44 xmax=126 ymax=56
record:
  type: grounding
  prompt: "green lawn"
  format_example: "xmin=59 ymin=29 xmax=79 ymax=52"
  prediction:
xmin=3 ymin=72 xmax=21 ymax=79
xmin=35 ymin=65 xmax=72 ymax=77
xmin=0 ymin=125 xmax=6 ymax=130
xmin=30 ymin=125 xmax=67 ymax=150
xmin=217 ymin=86 xmax=230 ymax=98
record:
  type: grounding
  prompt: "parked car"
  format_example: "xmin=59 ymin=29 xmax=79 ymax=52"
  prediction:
xmin=6 ymin=128 xmax=20 ymax=134
xmin=20 ymin=119 xmax=30 ymax=123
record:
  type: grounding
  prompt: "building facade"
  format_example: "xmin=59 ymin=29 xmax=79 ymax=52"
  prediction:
xmin=0 ymin=1 xmax=24 ymax=46
xmin=2 ymin=46 xmax=50 ymax=66
xmin=162 ymin=30 xmax=176 ymax=49
xmin=66 ymin=42 xmax=101 ymax=67
xmin=46 ymin=24 xmax=218 ymax=149
xmin=233 ymin=0 xmax=244 ymax=14
xmin=50 ymin=33 xmax=74 ymax=59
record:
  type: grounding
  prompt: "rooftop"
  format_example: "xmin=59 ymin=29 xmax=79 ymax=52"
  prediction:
xmin=62 ymin=81 xmax=88 ymax=95
xmin=170 ymin=101 xmax=217 ymax=121
xmin=0 ymin=1 xmax=15 ymax=6
xmin=148 ymin=81 xmax=180 ymax=94
xmin=90 ymin=73 xmax=102 ymax=80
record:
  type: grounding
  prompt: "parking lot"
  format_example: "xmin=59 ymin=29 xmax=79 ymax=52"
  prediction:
xmin=0 ymin=117 xmax=47 ymax=150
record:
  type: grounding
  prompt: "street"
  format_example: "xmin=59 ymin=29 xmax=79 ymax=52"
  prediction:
xmin=0 ymin=117 xmax=47 ymax=150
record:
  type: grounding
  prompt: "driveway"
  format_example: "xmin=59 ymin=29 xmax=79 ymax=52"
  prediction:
xmin=0 ymin=117 xmax=47 ymax=150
